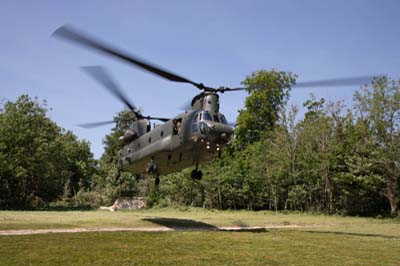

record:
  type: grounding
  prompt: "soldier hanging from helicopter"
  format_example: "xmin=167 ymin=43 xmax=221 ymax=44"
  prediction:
xmin=146 ymin=157 xmax=160 ymax=185
xmin=172 ymin=119 xmax=181 ymax=135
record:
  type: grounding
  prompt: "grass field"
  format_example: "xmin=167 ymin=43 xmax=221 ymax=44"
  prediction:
xmin=0 ymin=208 xmax=399 ymax=265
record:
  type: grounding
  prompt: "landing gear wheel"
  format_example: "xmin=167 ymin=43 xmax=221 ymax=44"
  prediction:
xmin=191 ymin=170 xmax=203 ymax=180
xmin=196 ymin=170 xmax=203 ymax=180
xmin=155 ymin=176 xmax=160 ymax=186
xmin=191 ymin=170 xmax=197 ymax=180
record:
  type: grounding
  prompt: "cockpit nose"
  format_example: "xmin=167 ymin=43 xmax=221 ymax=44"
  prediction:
xmin=194 ymin=111 xmax=233 ymax=143
xmin=199 ymin=121 xmax=234 ymax=142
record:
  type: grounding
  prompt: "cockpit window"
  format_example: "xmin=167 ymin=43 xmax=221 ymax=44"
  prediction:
xmin=219 ymin=114 xmax=228 ymax=124
xmin=213 ymin=115 xmax=219 ymax=122
xmin=201 ymin=112 xmax=212 ymax=121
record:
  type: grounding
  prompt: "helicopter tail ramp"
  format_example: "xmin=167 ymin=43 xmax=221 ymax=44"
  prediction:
xmin=99 ymin=197 xmax=146 ymax=211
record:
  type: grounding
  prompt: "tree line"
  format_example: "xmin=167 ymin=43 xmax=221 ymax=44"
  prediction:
xmin=0 ymin=71 xmax=399 ymax=215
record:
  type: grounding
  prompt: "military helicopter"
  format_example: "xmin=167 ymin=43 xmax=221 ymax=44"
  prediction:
xmin=52 ymin=25 xmax=377 ymax=185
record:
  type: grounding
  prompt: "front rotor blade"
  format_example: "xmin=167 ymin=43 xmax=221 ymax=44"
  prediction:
xmin=78 ymin=120 xmax=115 ymax=128
xmin=220 ymin=87 xmax=246 ymax=92
xmin=81 ymin=66 xmax=137 ymax=113
xmin=294 ymin=75 xmax=380 ymax=88
xmin=53 ymin=25 xmax=202 ymax=88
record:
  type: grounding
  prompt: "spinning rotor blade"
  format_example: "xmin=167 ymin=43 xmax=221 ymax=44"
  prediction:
xmin=81 ymin=66 xmax=170 ymax=123
xmin=53 ymin=25 xmax=204 ymax=89
xmin=294 ymin=75 xmax=379 ymax=88
xmin=78 ymin=120 xmax=115 ymax=128
xmin=81 ymin=66 xmax=138 ymax=113
xmin=145 ymin=116 xmax=170 ymax=122
xmin=78 ymin=116 xmax=169 ymax=129
xmin=217 ymin=75 xmax=380 ymax=92
xmin=216 ymin=87 xmax=247 ymax=92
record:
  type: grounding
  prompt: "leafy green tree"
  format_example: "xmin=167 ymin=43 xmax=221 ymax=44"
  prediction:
xmin=295 ymin=96 xmax=330 ymax=211
xmin=335 ymin=114 xmax=386 ymax=215
xmin=0 ymin=95 xmax=95 ymax=209
xmin=60 ymin=131 xmax=95 ymax=197
xmin=353 ymin=77 xmax=400 ymax=215
xmin=235 ymin=69 xmax=296 ymax=146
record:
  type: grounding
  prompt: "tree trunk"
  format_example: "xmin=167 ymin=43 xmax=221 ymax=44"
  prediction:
xmin=386 ymin=184 xmax=398 ymax=215
xmin=386 ymin=174 xmax=398 ymax=214
xmin=217 ymin=181 xmax=222 ymax=209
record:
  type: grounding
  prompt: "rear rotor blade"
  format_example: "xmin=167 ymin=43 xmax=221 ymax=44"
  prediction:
xmin=81 ymin=66 xmax=138 ymax=113
xmin=217 ymin=75 xmax=382 ymax=93
xmin=78 ymin=120 xmax=115 ymax=128
xmin=53 ymin=25 xmax=203 ymax=89
xmin=294 ymin=75 xmax=380 ymax=88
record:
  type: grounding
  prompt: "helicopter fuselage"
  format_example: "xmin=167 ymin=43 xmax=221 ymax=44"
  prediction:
xmin=118 ymin=93 xmax=233 ymax=176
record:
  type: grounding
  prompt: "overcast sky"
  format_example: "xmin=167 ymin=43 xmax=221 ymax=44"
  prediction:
xmin=1 ymin=0 xmax=400 ymax=158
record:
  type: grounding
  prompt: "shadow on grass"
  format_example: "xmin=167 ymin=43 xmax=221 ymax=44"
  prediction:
xmin=143 ymin=217 xmax=267 ymax=233
xmin=304 ymin=230 xmax=400 ymax=239
xmin=219 ymin=228 xmax=268 ymax=233
xmin=143 ymin=217 xmax=217 ymax=230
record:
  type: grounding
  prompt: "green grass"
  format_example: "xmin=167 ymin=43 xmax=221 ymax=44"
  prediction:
xmin=0 ymin=230 xmax=399 ymax=266
xmin=1 ymin=207 xmax=398 ymax=231
xmin=0 ymin=208 xmax=399 ymax=265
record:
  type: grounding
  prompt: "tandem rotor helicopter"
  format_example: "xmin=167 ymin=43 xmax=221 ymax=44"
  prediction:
xmin=52 ymin=25 xmax=376 ymax=186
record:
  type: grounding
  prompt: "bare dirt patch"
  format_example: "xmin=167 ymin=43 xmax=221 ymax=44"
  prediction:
xmin=0 ymin=224 xmax=318 ymax=235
